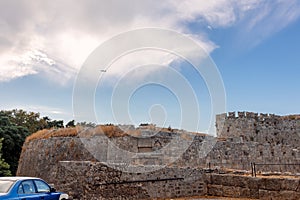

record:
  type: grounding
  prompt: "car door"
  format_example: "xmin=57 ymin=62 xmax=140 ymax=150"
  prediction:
xmin=33 ymin=180 xmax=59 ymax=200
xmin=17 ymin=180 xmax=40 ymax=200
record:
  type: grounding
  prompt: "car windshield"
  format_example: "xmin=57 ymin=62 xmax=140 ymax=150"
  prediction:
xmin=0 ymin=180 xmax=15 ymax=193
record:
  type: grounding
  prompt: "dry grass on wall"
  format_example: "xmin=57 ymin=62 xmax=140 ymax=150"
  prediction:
xmin=25 ymin=128 xmax=78 ymax=143
xmin=282 ymin=114 xmax=300 ymax=120
xmin=25 ymin=125 xmax=129 ymax=143
xmin=24 ymin=124 xmax=203 ymax=143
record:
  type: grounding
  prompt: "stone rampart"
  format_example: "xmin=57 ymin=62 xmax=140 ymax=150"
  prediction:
xmin=207 ymin=173 xmax=300 ymax=199
xmin=212 ymin=112 xmax=300 ymax=172
xmin=17 ymin=112 xmax=300 ymax=199
xmin=216 ymin=111 xmax=300 ymax=144
xmin=55 ymin=161 xmax=207 ymax=200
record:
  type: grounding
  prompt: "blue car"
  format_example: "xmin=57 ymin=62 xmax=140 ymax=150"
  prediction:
xmin=0 ymin=177 xmax=68 ymax=200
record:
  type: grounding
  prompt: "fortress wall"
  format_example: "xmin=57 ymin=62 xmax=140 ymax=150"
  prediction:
xmin=17 ymin=137 xmax=95 ymax=183
xmin=216 ymin=111 xmax=300 ymax=145
xmin=211 ymin=112 xmax=300 ymax=173
xmin=16 ymin=112 xmax=300 ymax=199
xmin=205 ymin=141 xmax=300 ymax=173
xmin=207 ymin=173 xmax=300 ymax=199
xmin=17 ymin=116 xmax=300 ymax=184
xmin=50 ymin=161 xmax=207 ymax=200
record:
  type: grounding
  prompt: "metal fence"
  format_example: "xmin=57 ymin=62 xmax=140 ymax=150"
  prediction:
xmin=205 ymin=162 xmax=300 ymax=176
xmin=251 ymin=162 xmax=300 ymax=177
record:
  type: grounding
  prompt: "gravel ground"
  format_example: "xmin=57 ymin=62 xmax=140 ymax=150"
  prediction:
xmin=161 ymin=197 xmax=256 ymax=200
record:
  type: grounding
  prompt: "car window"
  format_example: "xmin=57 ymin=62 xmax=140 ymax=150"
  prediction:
xmin=19 ymin=180 xmax=36 ymax=194
xmin=0 ymin=180 xmax=14 ymax=193
xmin=34 ymin=180 xmax=50 ymax=193
xmin=17 ymin=184 xmax=24 ymax=194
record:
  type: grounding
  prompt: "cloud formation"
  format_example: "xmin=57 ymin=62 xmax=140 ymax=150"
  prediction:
xmin=0 ymin=0 xmax=299 ymax=83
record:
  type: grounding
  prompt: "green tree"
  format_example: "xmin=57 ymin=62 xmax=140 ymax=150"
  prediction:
xmin=46 ymin=119 xmax=64 ymax=128
xmin=0 ymin=113 xmax=29 ymax=175
xmin=0 ymin=109 xmax=65 ymax=133
xmin=66 ymin=120 xmax=75 ymax=128
xmin=0 ymin=109 xmax=66 ymax=175
xmin=0 ymin=138 xmax=11 ymax=176
xmin=1 ymin=109 xmax=47 ymax=134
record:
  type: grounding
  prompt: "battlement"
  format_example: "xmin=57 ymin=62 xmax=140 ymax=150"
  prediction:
xmin=216 ymin=111 xmax=300 ymax=144
xmin=216 ymin=111 xmax=283 ymax=121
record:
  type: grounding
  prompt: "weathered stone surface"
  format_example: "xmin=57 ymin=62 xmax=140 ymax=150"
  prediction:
xmin=280 ymin=178 xmax=299 ymax=191
xmin=207 ymin=184 xmax=223 ymax=196
xmin=259 ymin=189 xmax=300 ymax=200
xmin=223 ymin=185 xmax=241 ymax=197
xmin=249 ymin=188 xmax=259 ymax=199
xmin=209 ymin=174 xmax=224 ymax=185
xmin=207 ymin=174 xmax=300 ymax=200
xmin=279 ymin=191 xmax=300 ymax=200
xmin=16 ymin=112 xmax=300 ymax=199
xmin=247 ymin=177 xmax=261 ymax=189
xmin=214 ymin=112 xmax=300 ymax=174
xmin=27 ymin=160 xmax=208 ymax=199
xmin=239 ymin=187 xmax=251 ymax=198
xmin=260 ymin=178 xmax=282 ymax=191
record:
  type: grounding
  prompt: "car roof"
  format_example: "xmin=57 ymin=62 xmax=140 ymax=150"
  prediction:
xmin=0 ymin=177 xmax=42 ymax=181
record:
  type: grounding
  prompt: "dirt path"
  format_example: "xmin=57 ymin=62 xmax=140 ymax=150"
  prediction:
xmin=161 ymin=196 xmax=256 ymax=200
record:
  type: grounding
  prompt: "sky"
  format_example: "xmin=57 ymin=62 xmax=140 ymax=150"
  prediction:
xmin=0 ymin=0 xmax=300 ymax=133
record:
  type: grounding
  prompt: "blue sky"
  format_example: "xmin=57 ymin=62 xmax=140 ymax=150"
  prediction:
xmin=0 ymin=0 xmax=299 ymax=133
xmin=211 ymin=17 xmax=300 ymax=115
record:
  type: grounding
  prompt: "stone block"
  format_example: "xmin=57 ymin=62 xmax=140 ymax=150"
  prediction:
xmin=210 ymin=174 xmax=224 ymax=185
xmin=247 ymin=177 xmax=261 ymax=190
xmin=260 ymin=178 xmax=281 ymax=191
xmin=249 ymin=188 xmax=259 ymax=199
xmin=238 ymin=111 xmax=246 ymax=118
xmin=281 ymin=178 xmax=299 ymax=191
xmin=207 ymin=184 xmax=223 ymax=196
xmin=137 ymin=138 xmax=152 ymax=147
xmin=221 ymin=175 xmax=245 ymax=187
xmin=223 ymin=185 xmax=240 ymax=197
xmin=239 ymin=187 xmax=251 ymax=198
xmin=279 ymin=191 xmax=300 ymax=200
xmin=216 ymin=113 xmax=227 ymax=120
xmin=259 ymin=190 xmax=300 ymax=200
xmin=259 ymin=189 xmax=281 ymax=199
xmin=228 ymin=112 xmax=236 ymax=118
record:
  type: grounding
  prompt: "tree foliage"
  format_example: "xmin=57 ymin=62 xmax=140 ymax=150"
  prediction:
xmin=0 ymin=109 xmax=67 ymax=134
xmin=0 ymin=109 xmax=70 ymax=175
xmin=1 ymin=109 xmax=47 ymax=134
xmin=0 ymin=113 xmax=29 ymax=175
xmin=0 ymin=138 xmax=11 ymax=176
xmin=66 ymin=120 xmax=75 ymax=128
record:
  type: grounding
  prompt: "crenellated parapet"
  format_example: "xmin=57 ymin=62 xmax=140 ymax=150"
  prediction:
xmin=216 ymin=111 xmax=282 ymax=120
xmin=216 ymin=111 xmax=300 ymax=144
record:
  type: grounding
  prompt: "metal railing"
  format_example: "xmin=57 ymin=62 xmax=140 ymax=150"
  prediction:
xmin=206 ymin=162 xmax=300 ymax=177
xmin=251 ymin=162 xmax=300 ymax=177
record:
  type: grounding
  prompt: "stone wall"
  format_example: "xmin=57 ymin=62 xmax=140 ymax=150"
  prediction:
xmin=211 ymin=112 xmax=300 ymax=173
xmin=207 ymin=173 xmax=300 ymax=200
xmin=46 ymin=161 xmax=207 ymax=200
xmin=216 ymin=111 xmax=300 ymax=144
xmin=17 ymin=112 xmax=300 ymax=199
xmin=17 ymin=112 xmax=300 ymax=177
xmin=17 ymin=137 xmax=95 ymax=184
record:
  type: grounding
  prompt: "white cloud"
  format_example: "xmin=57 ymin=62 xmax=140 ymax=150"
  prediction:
xmin=1 ymin=104 xmax=71 ymax=120
xmin=0 ymin=0 xmax=299 ymax=83
xmin=235 ymin=0 xmax=300 ymax=47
